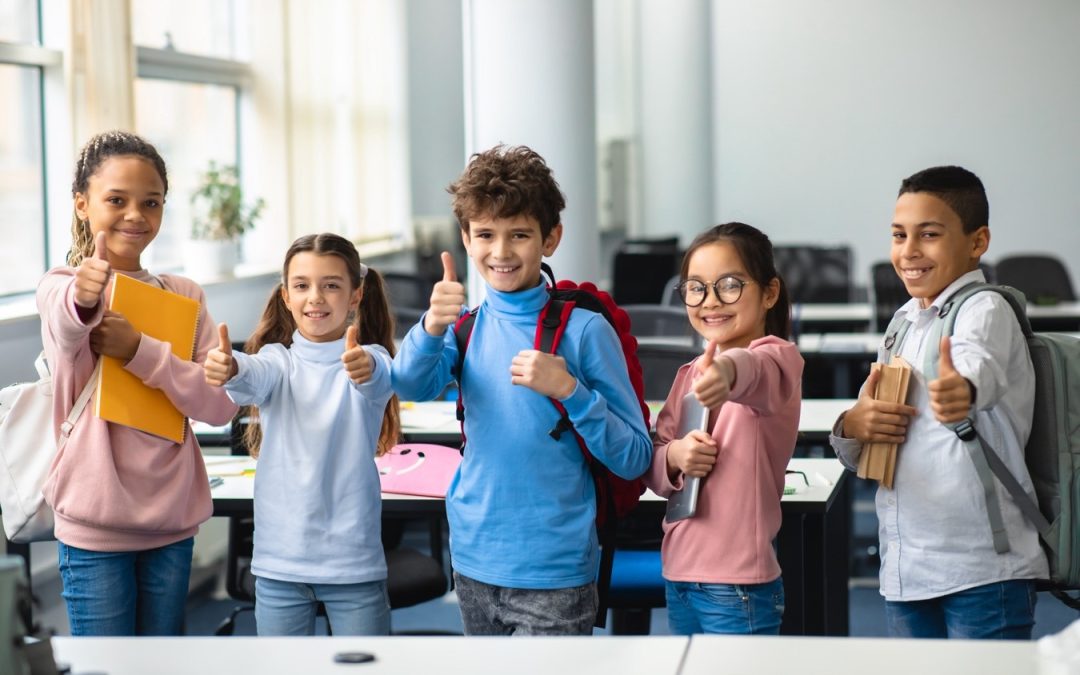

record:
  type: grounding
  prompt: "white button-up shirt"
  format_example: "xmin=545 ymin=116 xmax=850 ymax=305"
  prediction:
xmin=831 ymin=269 xmax=1048 ymax=601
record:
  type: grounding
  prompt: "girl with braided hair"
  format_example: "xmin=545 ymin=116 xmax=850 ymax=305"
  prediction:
xmin=36 ymin=130 xmax=237 ymax=635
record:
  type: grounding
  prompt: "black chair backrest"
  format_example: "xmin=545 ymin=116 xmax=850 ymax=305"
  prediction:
xmin=774 ymin=245 xmax=853 ymax=304
xmin=612 ymin=237 xmax=682 ymax=305
xmin=636 ymin=343 xmax=702 ymax=401
xmin=382 ymin=272 xmax=434 ymax=311
xmin=995 ymin=255 xmax=1076 ymax=304
xmin=622 ymin=304 xmax=693 ymax=340
xmin=870 ymin=261 xmax=910 ymax=331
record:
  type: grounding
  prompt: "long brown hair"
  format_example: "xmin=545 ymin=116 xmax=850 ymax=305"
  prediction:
xmin=241 ymin=233 xmax=401 ymax=458
xmin=680 ymin=222 xmax=792 ymax=340
xmin=67 ymin=131 xmax=169 ymax=266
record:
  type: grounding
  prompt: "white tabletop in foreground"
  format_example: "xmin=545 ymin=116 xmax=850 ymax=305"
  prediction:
xmin=681 ymin=634 xmax=1037 ymax=675
xmin=52 ymin=635 xmax=689 ymax=675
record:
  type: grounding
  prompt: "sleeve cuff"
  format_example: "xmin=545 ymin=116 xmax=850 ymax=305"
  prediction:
xmin=123 ymin=334 xmax=161 ymax=380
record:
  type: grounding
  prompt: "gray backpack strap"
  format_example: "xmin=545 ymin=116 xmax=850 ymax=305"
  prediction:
xmin=925 ymin=283 xmax=1047 ymax=554
xmin=39 ymin=352 xmax=99 ymax=443
xmin=881 ymin=313 xmax=912 ymax=364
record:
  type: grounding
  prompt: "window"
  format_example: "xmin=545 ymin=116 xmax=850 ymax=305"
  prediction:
xmin=131 ymin=0 xmax=250 ymax=272
xmin=0 ymin=1 xmax=58 ymax=297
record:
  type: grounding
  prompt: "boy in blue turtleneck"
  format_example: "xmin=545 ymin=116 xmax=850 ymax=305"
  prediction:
xmin=392 ymin=145 xmax=652 ymax=635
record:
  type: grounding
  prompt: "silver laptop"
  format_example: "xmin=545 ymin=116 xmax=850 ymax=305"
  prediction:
xmin=664 ymin=392 xmax=711 ymax=523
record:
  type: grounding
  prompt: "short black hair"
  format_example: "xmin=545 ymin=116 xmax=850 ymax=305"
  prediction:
xmin=898 ymin=165 xmax=988 ymax=233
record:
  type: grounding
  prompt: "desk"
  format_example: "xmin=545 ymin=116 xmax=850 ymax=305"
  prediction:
xmin=207 ymin=456 xmax=850 ymax=637
xmin=680 ymin=634 xmax=1037 ymax=675
xmin=394 ymin=399 xmax=855 ymax=449
xmin=51 ymin=635 xmax=690 ymax=675
xmin=792 ymin=303 xmax=873 ymax=334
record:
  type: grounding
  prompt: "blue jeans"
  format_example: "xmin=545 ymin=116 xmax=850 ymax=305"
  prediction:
xmin=255 ymin=576 xmax=390 ymax=636
xmin=57 ymin=537 xmax=193 ymax=636
xmin=885 ymin=580 xmax=1036 ymax=639
xmin=666 ymin=577 xmax=785 ymax=635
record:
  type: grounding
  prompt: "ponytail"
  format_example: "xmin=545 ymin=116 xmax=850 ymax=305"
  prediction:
xmin=354 ymin=268 xmax=401 ymax=457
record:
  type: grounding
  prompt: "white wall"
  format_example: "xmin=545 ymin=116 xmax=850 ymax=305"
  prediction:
xmin=710 ymin=0 xmax=1080 ymax=285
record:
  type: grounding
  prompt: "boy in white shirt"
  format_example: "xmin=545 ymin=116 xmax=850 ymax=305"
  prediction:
xmin=831 ymin=166 xmax=1048 ymax=639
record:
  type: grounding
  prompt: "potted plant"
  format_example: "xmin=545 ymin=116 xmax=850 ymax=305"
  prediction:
xmin=186 ymin=161 xmax=265 ymax=279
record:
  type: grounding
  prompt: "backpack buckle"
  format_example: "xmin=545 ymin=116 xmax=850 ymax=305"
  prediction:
xmin=939 ymin=301 xmax=954 ymax=319
xmin=548 ymin=414 xmax=573 ymax=440
xmin=953 ymin=418 xmax=977 ymax=442
xmin=884 ymin=334 xmax=896 ymax=350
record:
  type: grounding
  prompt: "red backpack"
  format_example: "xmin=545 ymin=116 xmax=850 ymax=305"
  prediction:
xmin=452 ymin=262 xmax=651 ymax=627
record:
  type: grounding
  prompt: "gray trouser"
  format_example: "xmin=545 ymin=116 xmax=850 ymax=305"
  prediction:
xmin=453 ymin=571 xmax=597 ymax=636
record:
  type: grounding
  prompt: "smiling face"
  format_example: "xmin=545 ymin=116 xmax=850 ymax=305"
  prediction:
xmin=684 ymin=241 xmax=779 ymax=351
xmin=74 ymin=155 xmax=165 ymax=271
xmin=281 ymin=252 xmax=362 ymax=343
xmin=891 ymin=191 xmax=989 ymax=308
xmin=461 ymin=214 xmax=562 ymax=293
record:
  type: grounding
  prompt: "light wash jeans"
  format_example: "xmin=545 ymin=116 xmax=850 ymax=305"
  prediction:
xmin=57 ymin=537 xmax=193 ymax=636
xmin=885 ymin=580 xmax=1036 ymax=639
xmin=666 ymin=577 xmax=785 ymax=635
xmin=254 ymin=576 xmax=390 ymax=636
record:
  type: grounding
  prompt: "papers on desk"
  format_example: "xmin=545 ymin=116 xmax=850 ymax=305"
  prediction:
xmin=400 ymin=403 xmax=458 ymax=430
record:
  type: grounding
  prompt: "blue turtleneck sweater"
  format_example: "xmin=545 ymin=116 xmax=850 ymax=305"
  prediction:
xmin=392 ymin=281 xmax=652 ymax=588
xmin=224 ymin=331 xmax=393 ymax=585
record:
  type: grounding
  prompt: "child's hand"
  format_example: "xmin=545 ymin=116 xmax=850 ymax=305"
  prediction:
xmin=692 ymin=340 xmax=735 ymax=410
xmin=929 ymin=336 xmax=974 ymax=424
xmin=204 ymin=324 xmax=238 ymax=386
xmin=841 ymin=367 xmax=918 ymax=443
xmin=342 ymin=325 xmax=374 ymax=384
xmin=510 ymin=350 xmax=577 ymax=399
xmin=666 ymin=430 xmax=718 ymax=480
xmin=74 ymin=231 xmax=111 ymax=308
xmin=424 ymin=252 xmax=466 ymax=336
xmin=88 ymin=310 xmax=140 ymax=362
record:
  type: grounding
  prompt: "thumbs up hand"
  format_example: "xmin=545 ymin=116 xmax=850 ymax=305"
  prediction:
xmin=423 ymin=251 xmax=466 ymax=336
xmin=691 ymin=340 xmax=736 ymax=410
xmin=928 ymin=336 xmax=974 ymax=423
xmin=342 ymin=325 xmax=374 ymax=384
xmin=74 ymin=231 xmax=111 ymax=308
xmin=841 ymin=365 xmax=919 ymax=443
xmin=204 ymin=323 xmax=238 ymax=386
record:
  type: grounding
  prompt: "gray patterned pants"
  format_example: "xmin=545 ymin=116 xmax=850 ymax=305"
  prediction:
xmin=453 ymin=572 xmax=598 ymax=636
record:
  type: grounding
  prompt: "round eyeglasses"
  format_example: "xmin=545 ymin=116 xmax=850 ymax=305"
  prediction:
xmin=675 ymin=276 xmax=750 ymax=307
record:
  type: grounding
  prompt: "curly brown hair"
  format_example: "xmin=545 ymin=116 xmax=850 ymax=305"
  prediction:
xmin=447 ymin=144 xmax=566 ymax=238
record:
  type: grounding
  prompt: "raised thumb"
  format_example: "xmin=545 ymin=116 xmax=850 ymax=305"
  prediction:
xmin=697 ymin=339 xmax=719 ymax=374
xmin=94 ymin=231 xmax=109 ymax=261
xmin=218 ymin=324 xmax=232 ymax=355
xmin=938 ymin=336 xmax=957 ymax=376
xmin=345 ymin=324 xmax=359 ymax=351
xmin=441 ymin=251 xmax=457 ymax=283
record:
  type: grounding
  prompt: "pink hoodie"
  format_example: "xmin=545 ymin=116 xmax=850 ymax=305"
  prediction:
xmin=645 ymin=336 xmax=803 ymax=584
xmin=36 ymin=267 xmax=237 ymax=551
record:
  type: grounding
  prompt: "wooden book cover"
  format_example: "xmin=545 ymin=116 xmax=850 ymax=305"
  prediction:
xmin=858 ymin=356 xmax=912 ymax=488
xmin=95 ymin=274 xmax=199 ymax=443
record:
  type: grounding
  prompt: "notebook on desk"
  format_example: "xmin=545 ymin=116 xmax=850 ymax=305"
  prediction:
xmin=96 ymin=274 xmax=199 ymax=444
xmin=376 ymin=443 xmax=461 ymax=498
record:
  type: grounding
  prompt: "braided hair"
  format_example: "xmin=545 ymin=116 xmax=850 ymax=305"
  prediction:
xmin=67 ymin=131 xmax=168 ymax=266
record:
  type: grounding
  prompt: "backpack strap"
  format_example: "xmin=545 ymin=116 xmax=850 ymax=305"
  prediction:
xmin=921 ymin=283 xmax=1049 ymax=554
xmin=452 ymin=309 xmax=479 ymax=450
xmin=39 ymin=352 xmax=99 ymax=443
xmin=881 ymin=312 xmax=913 ymax=364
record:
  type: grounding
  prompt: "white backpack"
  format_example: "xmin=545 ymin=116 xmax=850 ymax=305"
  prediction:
xmin=0 ymin=354 xmax=97 ymax=544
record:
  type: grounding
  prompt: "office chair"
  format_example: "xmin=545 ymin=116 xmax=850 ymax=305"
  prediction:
xmin=216 ymin=420 xmax=450 ymax=636
xmin=381 ymin=271 xmax=434 ymax=310
xmin=773 ymin=245 xmax=853 ymax=304
xmin=995 ymin=255 xmax=1076 ymax=305
xmin=636 ymin=343 xmax=702 ymax=401
xmin=661 ymin=274 xmax=683 ymax=307
xmin=870 ymin=261 xmax=910 ymax=332
xmin=622 ymin=304 xmax=695 ymax=341
xmin=612 ymin=237 xmax=682 ymax=305
xmin=393 ymin=306 xmax=425 ymax=340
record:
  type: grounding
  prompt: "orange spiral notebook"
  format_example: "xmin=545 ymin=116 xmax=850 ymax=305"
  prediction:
xmin=95 ymin=274 xmax=200 ymax=443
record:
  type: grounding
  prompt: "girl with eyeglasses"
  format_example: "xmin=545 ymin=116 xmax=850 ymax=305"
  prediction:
xmin=643 ymin=222 xmax=804 ymax=635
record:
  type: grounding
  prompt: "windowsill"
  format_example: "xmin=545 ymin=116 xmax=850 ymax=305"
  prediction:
xmin=0 ymin=239 xmax=413 ymax=326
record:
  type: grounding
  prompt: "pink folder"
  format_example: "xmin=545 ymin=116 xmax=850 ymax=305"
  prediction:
xmin=376 ymin=443 xmax=462 ymax=498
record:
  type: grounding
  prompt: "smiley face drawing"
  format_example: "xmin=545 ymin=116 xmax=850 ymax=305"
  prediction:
xmin=376 ymin=443 xmax=462 ymax=498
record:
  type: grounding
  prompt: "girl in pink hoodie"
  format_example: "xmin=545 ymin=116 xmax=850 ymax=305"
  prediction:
xmin=645 ymin=222 xmax=803 ymax=635
xmin=36 ymin=131 xmax=237 ymax=635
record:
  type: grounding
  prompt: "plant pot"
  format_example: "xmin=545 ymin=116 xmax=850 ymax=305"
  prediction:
xmin=184 ymin=239 xmax=237 ymax=280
